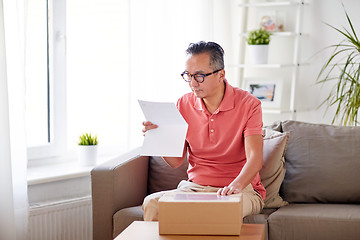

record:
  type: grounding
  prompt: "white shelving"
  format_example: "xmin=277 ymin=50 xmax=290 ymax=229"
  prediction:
xmin=239 ymin=1 xmax=305 ymax=7
xmin=237 ymin=0 xmax=308 ymax=119
xmin=230 ymin=63 xmax=296 ymax=68
xmin=263 ymin=109 xmax=292 ymax=114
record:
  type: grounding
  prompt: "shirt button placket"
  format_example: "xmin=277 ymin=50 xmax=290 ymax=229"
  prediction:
xmin=209 ymin=117 xmax=215 ymax=142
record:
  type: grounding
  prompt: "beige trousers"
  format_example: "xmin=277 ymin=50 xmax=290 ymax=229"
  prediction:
xmin=142 ymin=180 xmax=264 ymax=221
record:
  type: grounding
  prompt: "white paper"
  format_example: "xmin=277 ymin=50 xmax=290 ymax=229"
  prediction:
xmin=138 ymin=100 xmax=188 ymax=157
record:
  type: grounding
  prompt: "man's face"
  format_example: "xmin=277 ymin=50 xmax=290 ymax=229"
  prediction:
xmin=185 ymin=53 xmax=224 ymax=99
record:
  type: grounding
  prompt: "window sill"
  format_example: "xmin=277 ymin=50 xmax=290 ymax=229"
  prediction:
xmin=27 ymin=147 xmax=130 ymax=205
xmin=27 ymin=162 xmax=94 ymax=185
xmin=27 ymin=148 xmax=125 ymax=185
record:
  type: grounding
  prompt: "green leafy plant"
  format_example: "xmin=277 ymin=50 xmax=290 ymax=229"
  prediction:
xmin=247 ymin=28 xmax=271 ymax=45
xmin=78 ymin=133 xmax=98 ymax=145
xmin=317 ymin=5 xmax=360 ymax=126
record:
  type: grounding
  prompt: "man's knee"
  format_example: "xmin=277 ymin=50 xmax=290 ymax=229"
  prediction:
xmin=143 ymin=195 xmax=159 ymax=221
xmin=142 ymin=191 xmax=171 ymax=221
xmin=240 ymin=185 xmax=264 ymax=217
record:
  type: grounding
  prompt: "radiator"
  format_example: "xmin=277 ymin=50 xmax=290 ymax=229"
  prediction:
xmin=28 ymin=197 xmax=92 ymax=240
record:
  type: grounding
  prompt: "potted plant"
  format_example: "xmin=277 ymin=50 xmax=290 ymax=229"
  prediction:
xmin=317 ymin=6 xmax=360 ymax=126
xmin=247 ymin=28 xmax=272 ymax=64
xmin=78 ymin=133 xmax=98 ymax=166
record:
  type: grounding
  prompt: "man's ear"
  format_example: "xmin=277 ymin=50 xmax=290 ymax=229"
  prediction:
xmin=218 ymin=69 xmax=225 ymax=82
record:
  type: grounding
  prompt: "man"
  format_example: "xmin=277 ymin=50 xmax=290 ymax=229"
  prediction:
xmin=142 ymin=41 xmax=265 ymax=221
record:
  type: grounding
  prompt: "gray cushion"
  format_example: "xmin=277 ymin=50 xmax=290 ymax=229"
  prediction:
xmin=113 ymin=206 xmax=144 ymax=238
xmin=261 ymin=128 xmax=289 ymax=208
xmin=147 ymin=156 xmax=188 ymax=194
xmin=280 ymin=120 xmax=360 ymax=203
xmin=268 ymin=204 xmax=360 ymax=240
xmin=244 ymin=208 xmax=277 ymax=240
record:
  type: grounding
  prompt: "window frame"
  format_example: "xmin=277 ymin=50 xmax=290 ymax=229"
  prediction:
xmin=27 ymin=0 xmax=66 ymax=160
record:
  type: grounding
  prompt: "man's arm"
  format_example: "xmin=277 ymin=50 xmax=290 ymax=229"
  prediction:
xmin=162 ymin=142 xmax=187 ymax=168
xmin=142 ymin=121 xmax=187 ymax=169
xmin=217 ymin=134 xmax=263 ymax=195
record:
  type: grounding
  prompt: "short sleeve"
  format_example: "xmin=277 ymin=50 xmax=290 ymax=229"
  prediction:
xmin=243 ymin=99 xmax=263 ymax=137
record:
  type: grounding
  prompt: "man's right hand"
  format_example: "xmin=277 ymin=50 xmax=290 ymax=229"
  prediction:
xmin=142 ymin=120 xmax=186 ymax=169
xmin=142 ymin=121 xmax=158 ymax=135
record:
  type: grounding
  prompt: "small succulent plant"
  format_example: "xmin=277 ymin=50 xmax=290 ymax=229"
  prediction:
xmin=78 ymin=133 xmax=98 ymax=145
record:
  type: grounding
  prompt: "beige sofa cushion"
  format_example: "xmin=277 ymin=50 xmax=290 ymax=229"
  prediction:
xmin=261 ymin=128 xmax=289 ymax=208
xmin=281 ymin=120 xmax=360 ymax=203
xmin=147 ymin=156 xmax=188 ymax=194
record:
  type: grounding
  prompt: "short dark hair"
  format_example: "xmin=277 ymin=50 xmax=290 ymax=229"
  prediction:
xmin=185 ymin=41 xmax=225 ymax=70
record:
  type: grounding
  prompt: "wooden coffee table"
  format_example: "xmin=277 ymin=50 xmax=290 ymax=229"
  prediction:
xmin=115 ymin=221 xmax=265 ymax=240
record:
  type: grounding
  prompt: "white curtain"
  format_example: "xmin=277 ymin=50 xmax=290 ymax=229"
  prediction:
xmin=0 ymin=0 xmax=28 ymax=239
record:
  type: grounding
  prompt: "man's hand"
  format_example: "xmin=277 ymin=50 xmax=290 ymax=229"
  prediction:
xmin=217 ymin=183 xmax=242 ymax=196
xmin=142 ymin=121 xmax=158 ymax=135
xmin=142 ymin=120 xmax=186 ymax=169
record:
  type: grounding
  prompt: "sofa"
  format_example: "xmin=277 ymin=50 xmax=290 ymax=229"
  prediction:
xmin=91 ymin=120 xmax=360 ymax=240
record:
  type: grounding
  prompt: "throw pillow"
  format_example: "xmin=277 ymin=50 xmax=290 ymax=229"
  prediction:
xmin=280 ymin=120 xmax=360 ymax=203
xmin=260 ymin=128 xmax=290 ymax=208
xmin=147 ymin=156 xmax=188 ymax=194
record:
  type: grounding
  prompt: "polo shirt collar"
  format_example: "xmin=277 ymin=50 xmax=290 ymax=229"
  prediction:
xmin=193 ymin=79 xmax=235 ymax=112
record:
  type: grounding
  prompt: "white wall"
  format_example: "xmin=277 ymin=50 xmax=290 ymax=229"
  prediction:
xmin=268 ymin=0 xmax=360 ymax=125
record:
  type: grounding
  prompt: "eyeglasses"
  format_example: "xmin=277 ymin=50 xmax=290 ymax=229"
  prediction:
xmin=181 ymin=69 xmax=222 ymax=83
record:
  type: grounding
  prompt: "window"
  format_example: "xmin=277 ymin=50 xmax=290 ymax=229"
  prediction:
xmin=26 ymin=0 xmax=66 ymax=160
xmin=26 ymin=0 xmax=129 ymax=161
xmin=66 ymin=0 xmax=129 ymax=154
xmin=25 ymin=0 xmax=48 ymax=147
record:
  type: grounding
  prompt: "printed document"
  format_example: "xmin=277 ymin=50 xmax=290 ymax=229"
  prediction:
xmin=138 ymin=100 xmax=188 ymax=157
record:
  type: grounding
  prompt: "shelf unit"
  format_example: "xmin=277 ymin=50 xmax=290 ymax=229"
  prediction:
xmin=239 ymin=1 xmax=302 ymax=7
xmin=237 ymin=0 xmax=308 ymax=119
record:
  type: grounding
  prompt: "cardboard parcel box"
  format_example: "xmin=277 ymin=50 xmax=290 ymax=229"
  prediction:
xmin=158 ymin=192 xmax=243 ymax=235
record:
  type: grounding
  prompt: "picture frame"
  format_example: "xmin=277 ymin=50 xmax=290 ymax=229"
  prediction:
xmin=243 ymin=78 xmax=283 ymax=109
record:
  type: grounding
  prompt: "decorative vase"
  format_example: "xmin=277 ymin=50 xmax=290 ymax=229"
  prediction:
xmin=77 ymin=145 xmax=98 ymax=166
xmin=248 ymin=44 xmax=269 ymax=64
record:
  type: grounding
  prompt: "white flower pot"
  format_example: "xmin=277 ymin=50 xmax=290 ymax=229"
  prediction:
xmin=248 ymin=45 xmax=269 ymax=64
xmin=78 ymin=145 xmax=98 ymax=166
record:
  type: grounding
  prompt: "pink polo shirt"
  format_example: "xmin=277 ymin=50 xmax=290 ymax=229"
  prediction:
xmin=177 ymin=80 xmax=266 ymax=200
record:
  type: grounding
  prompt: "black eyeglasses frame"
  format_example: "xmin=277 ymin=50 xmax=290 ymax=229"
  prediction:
xmin=181 ymin=69 xmax=222 ymax=83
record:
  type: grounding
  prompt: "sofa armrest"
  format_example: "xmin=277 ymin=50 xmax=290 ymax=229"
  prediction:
xmin=91 ymin=147 xmax=149 ymax=240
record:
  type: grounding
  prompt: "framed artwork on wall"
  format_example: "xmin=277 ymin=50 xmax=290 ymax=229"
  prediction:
xmin=243 ymin=78 xmax=283 ymax=109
